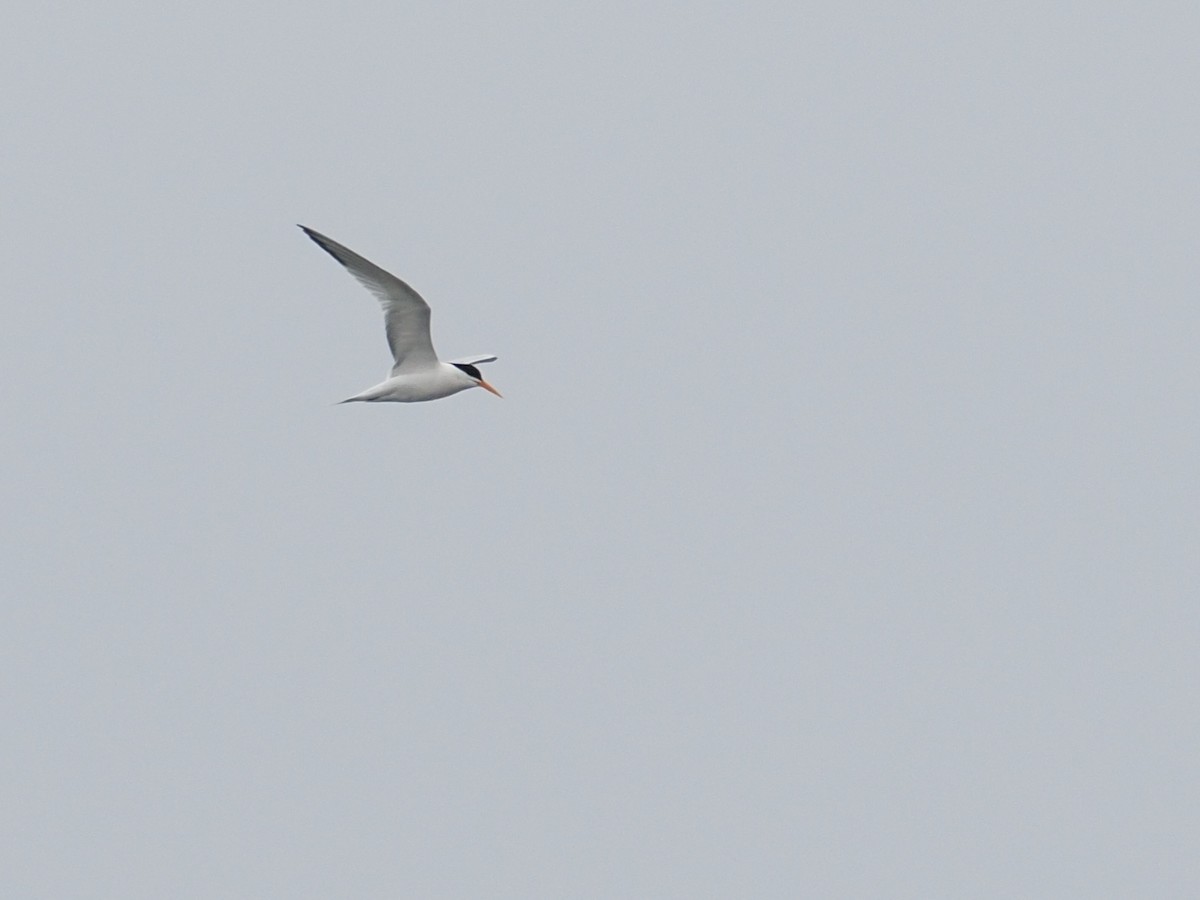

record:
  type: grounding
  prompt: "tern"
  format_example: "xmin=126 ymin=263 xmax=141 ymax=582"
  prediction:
xmin=299 ymin=225 xmax=502 ymax=403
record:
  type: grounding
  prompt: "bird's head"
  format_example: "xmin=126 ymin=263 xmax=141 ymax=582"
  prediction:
xmin=450 ymin=362 xmax=502 ymax=398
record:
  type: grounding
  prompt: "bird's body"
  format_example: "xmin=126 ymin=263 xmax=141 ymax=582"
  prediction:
xmin=298 ymin=225 xmax=501 ymax=403
xmin=339 ymin=364 xmax=483 ymax=404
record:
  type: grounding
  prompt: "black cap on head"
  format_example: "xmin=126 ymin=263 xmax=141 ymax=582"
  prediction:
xmin=450 ymin=362 xmax=482 ymax=381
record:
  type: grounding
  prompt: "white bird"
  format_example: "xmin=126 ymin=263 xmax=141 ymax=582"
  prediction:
xmin=299 ymin=225 xmax=502 ymax=403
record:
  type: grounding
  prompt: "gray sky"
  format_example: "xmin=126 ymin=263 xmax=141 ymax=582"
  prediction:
xmin=3 ymin=2 xmax=1197 ymax=897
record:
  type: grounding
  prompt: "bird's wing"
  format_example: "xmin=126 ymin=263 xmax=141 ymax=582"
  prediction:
xmin=449 ymin=354 xmax=498 ymax=366
xmin=299 ymin=225 xmax=439 ymax=374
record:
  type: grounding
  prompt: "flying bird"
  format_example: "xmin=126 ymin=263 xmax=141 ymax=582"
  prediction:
xmin=299 ymin=225 xmax=502 ymax=403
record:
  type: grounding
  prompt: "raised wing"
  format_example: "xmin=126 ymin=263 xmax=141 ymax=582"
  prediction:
xmin=449 ymin=354 xmax=498 ymax=366
xmin=299 ymin=225 xmax=439 ymax=374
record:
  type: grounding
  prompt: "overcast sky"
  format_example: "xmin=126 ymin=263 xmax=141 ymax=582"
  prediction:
xmin=2 ymin=2 xmax=1197 ymax=897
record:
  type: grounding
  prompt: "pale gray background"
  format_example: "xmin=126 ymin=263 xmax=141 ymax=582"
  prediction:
xmin=2 ymin=2 xmax=1197 ymax=897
